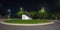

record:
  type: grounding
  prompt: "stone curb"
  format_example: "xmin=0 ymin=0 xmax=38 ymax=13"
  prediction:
xmin=0 ymin=21 xmax=55 ymax=26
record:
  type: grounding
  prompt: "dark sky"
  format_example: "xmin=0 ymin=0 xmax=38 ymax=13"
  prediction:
xmin=0 ymin=0 xmax=60 ymax=17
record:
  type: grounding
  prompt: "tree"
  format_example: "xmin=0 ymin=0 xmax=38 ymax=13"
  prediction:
xmin=16 ymin=10 xmax=25 ymax=18
xmin=51 ymin=12 xmax=60 ymax=20
xmin=38 ymin=8 xmax=48 ymax=19
xmin=29 ymin=11 xmax=37 ymax=19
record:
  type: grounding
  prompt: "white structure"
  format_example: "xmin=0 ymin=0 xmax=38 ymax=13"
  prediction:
xmin=22 ymin=15 xmax=32 ymax=20
xmin=20 ymin=7 xmax=32 ymax=20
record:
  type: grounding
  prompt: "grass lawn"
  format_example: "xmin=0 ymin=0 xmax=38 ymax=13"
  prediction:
xmin=5 ymin=19 xmax=51 ymax=24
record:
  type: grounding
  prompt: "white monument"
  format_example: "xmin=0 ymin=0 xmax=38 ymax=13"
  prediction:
xmin=22 ymin=15 xmax=32 ymax=20
xmin=20 ymin=7 xmax=32 ymax=20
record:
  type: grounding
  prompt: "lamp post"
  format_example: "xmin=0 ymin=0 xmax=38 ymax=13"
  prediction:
xmin=7 ymin=9 xmax=11 ymax=18
xmin=20 ymin=8 xmax=23 ymax=11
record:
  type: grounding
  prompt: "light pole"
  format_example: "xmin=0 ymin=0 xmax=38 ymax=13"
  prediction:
xmin=7 ymin=9 xmax=11 ymax=18
xmin=20 ymin=8 xmax=23 ymax=11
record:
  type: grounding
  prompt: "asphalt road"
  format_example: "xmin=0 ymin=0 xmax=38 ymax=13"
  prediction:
xmin=0 ymin=20 xmax=60 ymax=30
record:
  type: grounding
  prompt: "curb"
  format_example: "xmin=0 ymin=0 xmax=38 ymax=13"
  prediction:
xmin=0 ymin=21 xmax=55 ymax=26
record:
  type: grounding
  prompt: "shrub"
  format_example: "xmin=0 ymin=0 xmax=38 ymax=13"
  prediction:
xmin=29 ymin=11 xmax=38 ymax=19
xmin=38 ymin=8 xmax=48 ymax=19
xmin=16 ymin=10 xmax=25 ymax=18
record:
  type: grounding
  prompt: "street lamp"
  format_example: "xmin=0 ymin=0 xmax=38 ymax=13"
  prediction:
xmin=20 ymin=8 xmax=23 ymax=11
xmin=7 ymin=9 xmax=11 ymax=18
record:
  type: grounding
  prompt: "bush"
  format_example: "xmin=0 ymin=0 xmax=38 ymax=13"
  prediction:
xmin=29 ymin=11 xmax=38 ymax=19
xmin=16 ymin=10 xmax=25 ymax=18
xmin=38 ymin=8 xmax=48 ymax=19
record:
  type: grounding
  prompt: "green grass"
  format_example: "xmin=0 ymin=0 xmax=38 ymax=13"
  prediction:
xmin=5 ymin=19 xmax=51 ymax=24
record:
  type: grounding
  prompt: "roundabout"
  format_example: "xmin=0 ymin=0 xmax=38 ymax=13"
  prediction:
xmin=0 ymin=19 xmax=59 ymax=30
xmin=0 ymin=20 xmax=54 ymax=26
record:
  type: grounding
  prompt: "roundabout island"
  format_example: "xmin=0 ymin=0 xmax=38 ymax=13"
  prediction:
xmin=0 ymin=19 xmax=55 ymax=26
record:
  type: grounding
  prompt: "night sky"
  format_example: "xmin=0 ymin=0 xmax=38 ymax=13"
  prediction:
xmin=0 ymin=0 xmax=60 ymax=17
